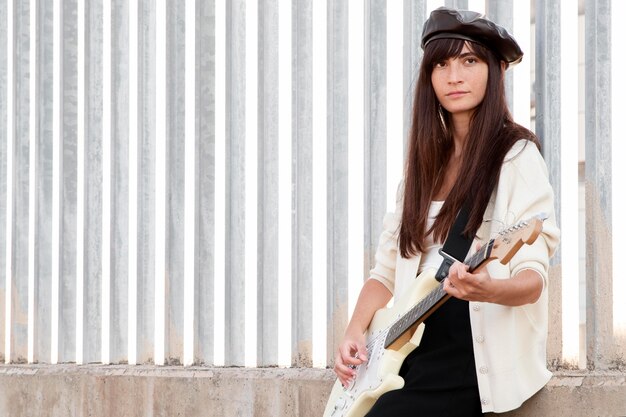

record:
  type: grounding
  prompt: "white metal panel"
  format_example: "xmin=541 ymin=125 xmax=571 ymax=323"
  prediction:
xmin=585 ymin=0 xmax=613 ymax=371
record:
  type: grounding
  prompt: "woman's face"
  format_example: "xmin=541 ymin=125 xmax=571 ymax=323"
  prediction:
xmin=430 ymin=43 xmax=489 ymax=118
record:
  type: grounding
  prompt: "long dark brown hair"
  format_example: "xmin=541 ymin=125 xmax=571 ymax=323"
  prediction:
xmin=399 ymin=38 xmax=539 ymax=258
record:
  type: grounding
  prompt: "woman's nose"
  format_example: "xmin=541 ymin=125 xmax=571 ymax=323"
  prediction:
xmin=447 ymin=63 xmax=463 ymax=84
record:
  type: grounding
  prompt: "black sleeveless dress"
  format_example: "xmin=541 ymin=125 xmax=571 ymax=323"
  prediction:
xmin=365 ymin=296 xmax=483 ymax=417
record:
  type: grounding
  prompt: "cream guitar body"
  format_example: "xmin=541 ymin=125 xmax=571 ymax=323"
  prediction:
xmin=323 ymin=269 xmax=440 ymax=417
xmin=323 ymin=214 xmax=546 ymax=417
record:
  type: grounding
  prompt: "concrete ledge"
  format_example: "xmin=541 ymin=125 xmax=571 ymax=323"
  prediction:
xmin=0 ymin=365 xmax=335 ymax=417
xmin=499 ymin=371 xmax=626 ymax=417
xmin=1 ymin=365 xmax=625 ymax=416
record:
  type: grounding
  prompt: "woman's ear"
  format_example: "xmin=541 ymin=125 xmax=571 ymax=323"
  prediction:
xmin=500 ymin=61 xmax=507 ymax=81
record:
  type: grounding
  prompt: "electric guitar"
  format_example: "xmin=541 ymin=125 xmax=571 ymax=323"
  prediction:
xmin=323 ymin=214 xmax=547 ymax=417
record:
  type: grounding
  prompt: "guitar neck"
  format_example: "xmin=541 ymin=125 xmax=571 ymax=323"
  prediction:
xmin=383 ymin=239 xmax=494 ymax=349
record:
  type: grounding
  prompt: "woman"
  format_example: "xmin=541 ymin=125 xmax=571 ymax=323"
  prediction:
xmin=333 ymin=7 xmax=560 ymax=416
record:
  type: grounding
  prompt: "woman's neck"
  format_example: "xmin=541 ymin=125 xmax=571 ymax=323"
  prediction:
xmin=451 ymin=112 xmax=472 ymax=155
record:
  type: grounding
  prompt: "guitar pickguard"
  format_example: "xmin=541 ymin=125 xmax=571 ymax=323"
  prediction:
xmin=323 ymin=271 xmax=438 ymax=417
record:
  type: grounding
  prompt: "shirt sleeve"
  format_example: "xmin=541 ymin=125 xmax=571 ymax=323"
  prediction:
xmin=368 ymin=181 xmax=404 ymax=294
xmin=498 ymin=141 xmax=561 ymax=288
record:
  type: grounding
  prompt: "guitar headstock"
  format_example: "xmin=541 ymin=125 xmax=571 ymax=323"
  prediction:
xmin=489 ymin=213 xmax=546 ymax=265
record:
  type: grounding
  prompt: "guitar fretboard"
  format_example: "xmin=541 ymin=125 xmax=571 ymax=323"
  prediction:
xmin=383 ymin=239 xmax=494 ymax=348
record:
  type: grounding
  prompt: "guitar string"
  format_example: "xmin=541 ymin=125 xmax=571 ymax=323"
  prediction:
xmin=387 ymin=241 xmax=488 ymax=342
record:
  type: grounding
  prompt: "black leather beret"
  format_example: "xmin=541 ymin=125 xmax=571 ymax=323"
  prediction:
xmin=421 ymin=7 xmax=523 ymax=66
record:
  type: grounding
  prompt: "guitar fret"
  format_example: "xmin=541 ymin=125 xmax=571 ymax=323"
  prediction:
xmin=387 ymin=281 xmax=447 ymax=345
xmin=466 ymin=239 xmax=493 ymax=271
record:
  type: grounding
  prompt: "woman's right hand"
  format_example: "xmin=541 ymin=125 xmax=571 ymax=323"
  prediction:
xmin=333 ymin=331 xmax=368 ymax=387
xmin=332 ymin=278 xmax=392 ymax=387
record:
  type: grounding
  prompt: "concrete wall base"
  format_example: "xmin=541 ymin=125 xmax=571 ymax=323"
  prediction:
xmin=1 ymin=365 xmax=625 ymax=416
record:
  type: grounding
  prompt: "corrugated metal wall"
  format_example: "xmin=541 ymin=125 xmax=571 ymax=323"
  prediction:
xmin=1 ymin=0 xmax=622 ymax=371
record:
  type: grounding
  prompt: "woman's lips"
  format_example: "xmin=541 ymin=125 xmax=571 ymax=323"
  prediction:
xmin=446 ymin=90 xmax=469 ymax=98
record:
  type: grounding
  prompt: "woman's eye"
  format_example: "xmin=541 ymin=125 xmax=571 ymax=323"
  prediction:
xmin=465 ymin=57 xmax=478 ymax=64
xmin=434 ymin=61 xmax=447 ymax=68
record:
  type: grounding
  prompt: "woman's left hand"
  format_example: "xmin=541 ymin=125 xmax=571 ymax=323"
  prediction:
xmin=443 ymin=261 xmax=544 ymax=306
xmin=443 ymin=261 xmax=494 ymax=302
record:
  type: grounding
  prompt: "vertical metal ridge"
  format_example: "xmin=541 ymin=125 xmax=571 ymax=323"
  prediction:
xmin=110 ymin=0 xmax=129 ymax=364
xmin=535 ymin=0 xmax=563 ymax=367
xmin=34 ymin=0 xmax=54 ymax=364
xmin=183 ymin=0 xmax=196 ymax=366
xmin=225 ymin=0 xmax=246 ymax=367
xmin=10 ymin=0 xmax=32 ymax=363
xmin=136 ymin=0 xmax=155 ymax=364
xmin=162 ymin=0 xmax=185 ymax=366
xmin=291 ymin=0 xmax=312 ymax=368
xmin=585 ymin=0 xmax=612 ymax=371
xmin=445 ymin=0 xmax=469 ymax=10
xmin=403 ymin=1 xmax=426 ymax=154
xmin=364 ymin=0 xmax=386 ymax=283
xmin=0 ymin=0 xmax=8 ymax=364
xmin=487 ymin=0 xmax=515 ymax=113
xmin=326 ymin=0 xmax=349 ymax=368
xmin=257 ymin=0 xmax=279 ymax=367
xmin=82 ymin=0 xmax=103 ymax=364
xmin=194 ymin=0 xmax=215 ymax=366
xmin=57 ymin=0 xmax=78 ymax=363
